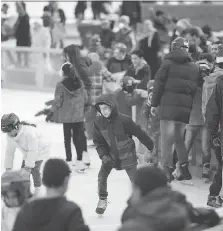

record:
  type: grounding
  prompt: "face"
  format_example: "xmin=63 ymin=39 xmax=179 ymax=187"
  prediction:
xmin=131 ymin=54 xmax=142 ymax=67
xmin=114 ymin=49 xmax=126 ymax=60
xmin=3 ymin=191 xmax=20 ymax=207
xmin=2 ymin=5 xmax=9 ymax=14
xmin=50 ymin=1 xmax=58 ymax=10
xmin=99 ymin=104 xmax=112 ymax=118
xmin=211 ymin=44 xmax=219 ymax=55
xmin=143 ymin=20 xmax=154 ymax=33
xmin=185 ymin=34 xmax=200 ymax=47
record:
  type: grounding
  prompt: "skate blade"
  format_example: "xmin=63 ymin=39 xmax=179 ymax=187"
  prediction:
xmin=180 ymin=180 xmax=194 ymax=186
xmin=75 ymin=169 xmax=86 ymax=173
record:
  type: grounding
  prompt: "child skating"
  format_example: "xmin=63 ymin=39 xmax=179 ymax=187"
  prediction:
xmin=45 ymin=62 xmax=90 ymax=171
xmin=93 ymin=93 xmax=154 ymax=215
xmin=1 ymin=113 xmax=50 ymax=196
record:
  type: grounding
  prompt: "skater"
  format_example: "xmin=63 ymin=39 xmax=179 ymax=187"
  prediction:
xmin=204 ymin=50 xmax=223 ymax=208
xmin=93 ymin=93 xmax=154 ymax=215
xmin=1 ymin=170 xmax=32 ymax=231
xmin=121 ymin=165 xmax=220 ymax=230
xmin=46 ymin=62 xmax=90 ymax=171
xmin=1 ymin=113 xmax=50 ymax=196
xmin=12 ymin=158 xmax=90 ymax=231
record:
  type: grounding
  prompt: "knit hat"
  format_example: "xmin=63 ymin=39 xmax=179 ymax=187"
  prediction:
xmin=122 ymin=76 xmax=135 ymax=86
xmin=133 ymin=166 xmax=168 ymax=197
xmin=114 ymin=43 xmax=127 ymax=53
xmin=171 ymin=37 xmax=189 ymax=51
xmin=216 ymin=49 xmax=223 ymax=64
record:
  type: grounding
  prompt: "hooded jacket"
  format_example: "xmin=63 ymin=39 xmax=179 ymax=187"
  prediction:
xmin=93 ymin=93 xmax=154 ymax=170
xmin=121 ymin=186 xmax=220 ymax=230
xmin=202 ymin=68 xmax=223 ymax=116
xmin=50 ymin=77 xmax=88 ymax=123
xmin=205 ymin=75 xmax=223 ymax=157
xmin=12 ymin=196 xmax=89 ymax=231
xmin=151 ymin=49 xmax=200 ymax=123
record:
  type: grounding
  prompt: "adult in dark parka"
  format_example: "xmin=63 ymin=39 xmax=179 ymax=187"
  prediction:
xmin=151 ymin=37 xmax=200 ymax=182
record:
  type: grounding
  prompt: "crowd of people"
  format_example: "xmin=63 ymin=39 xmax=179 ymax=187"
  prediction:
xmin=1 ymin=1 xmax=223 ymax=231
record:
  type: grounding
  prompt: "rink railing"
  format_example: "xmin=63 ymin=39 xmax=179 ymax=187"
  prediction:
xmin=1 ymin=46 xmax=64 ymax=91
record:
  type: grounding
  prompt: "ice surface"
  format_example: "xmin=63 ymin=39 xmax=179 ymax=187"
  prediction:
xmin=1 ymin=89 xmax=222 ymax=231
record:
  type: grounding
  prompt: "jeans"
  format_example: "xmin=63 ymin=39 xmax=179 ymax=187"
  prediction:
xmin=21 ymin=160 xmax=43 ymax=187
xmin=202 ymin=127 xmax=213 ymax=165
xmin=98 ymin=163 xmax=137 ymax=199
xmin=63 ymin=122 xmax=87 ymax=161
xmin=160 ymin=120 xmax=187 ymax=167
xmin=85 ymin=106 xmax=97 ymax=140
xmin=209 ymin=146 xmax=222 ymax=196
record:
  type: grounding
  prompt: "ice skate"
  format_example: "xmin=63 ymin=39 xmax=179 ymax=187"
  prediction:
xmin=66 ymin=161 xmax=74 ymax=171
xmin=75 ymin=160 xmax=86 ymax=173
xmin=207 ymin=195 xmax=222 ymax=208
xmin=174 ymin=162 xmax=193 ymax=186
xmin=162 ymin=166 xmax=175 ymax=183
xmin=33 ymin=187 xmax=41 ymax=197
xmin=96 ymin=199 xmax=108 ymax=215
xmin=82 ymin=151 xmax=91 ymax=167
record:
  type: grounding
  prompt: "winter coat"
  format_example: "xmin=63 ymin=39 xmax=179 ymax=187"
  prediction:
xmin=114 ymin=89 xmax=141 ymax=118
xmin=88 ymin=60 xmax=104 ymax=105
xmin=4 ymin=125 xmax=50 ymax=169
xmin=125 ymin=62 xmax=151 ymax=90
xmin=100 ymin=28 xmax=115 ymax=49
xmin=14 ymin=14 xmax=31 ymax=47
xmin=202 ymin=68 xmax=223 ymax=116
xmin=107 ymin=55 xmax=132 ymax=74
xmin=12 ymin=196 xmax=89 ymax=231
xmin=93 ymin=93 xmax=154 ymax=170
xmin=151 ymin=49 xmax=200 ymax=124
xmin=205 ymin=75 xmax=223 ymax=157
xmin=50 ymin=77 xmax=88 ymax=123
xmin=138 ymin=32 xmax=161 ymax=79
xmin=121 ymin=186 xmax=220 ymax=229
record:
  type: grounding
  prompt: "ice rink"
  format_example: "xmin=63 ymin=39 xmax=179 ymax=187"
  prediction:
xmin=1 ymin=88 xmax=222 ymax=231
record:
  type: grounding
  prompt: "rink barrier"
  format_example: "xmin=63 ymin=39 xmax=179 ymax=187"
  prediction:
xmin=1 ymin=46 xmax=64 ymax=92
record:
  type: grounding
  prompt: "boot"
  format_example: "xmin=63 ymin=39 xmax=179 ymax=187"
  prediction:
xmin=75 ymin=161 xmax=86 ymax=172
xmin=175 ymin=162 xmax=192 ymax=181
xmin=207 ymin=195 xmax=222 ymax=208
xmin=82 ymin=151 xmax=91 ymax=167
xmin=96 ymin=198 xmax=108 ymax=215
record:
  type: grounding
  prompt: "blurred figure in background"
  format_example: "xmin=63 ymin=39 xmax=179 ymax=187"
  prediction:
xmin=1 ymin=3 xmax=9 ymax=41
xmin=91 ymin=1 xmax=110 ymax=20
xmin=107 ymin=43 xmax=132 ymax=74
xmin=14 ymin=1 xmax=31 ymax=67
xmin=114 ymin=15 xmax=136 ymax=53
xmin=88 ymin=34 xmax=105 ymax=60
xmin=48 ymin=1 xmax=66 ymax=48
xmin=100 ymin=18 xmax=115 ymax=49
xmin=120 ymin=1 xmax=141 ymax=32
xmin=202 ymin=24 xmax=219 ymax=44
xmin=74 ymin=1 xmax=87 ymax=21
xmin=137 ymin=20 xmax=161 ymax=79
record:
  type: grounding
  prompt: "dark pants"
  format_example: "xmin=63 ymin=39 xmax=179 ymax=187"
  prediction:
xmin=209 ymin=146 xmax=222 ymax=196
xmin=21 ymin=160 xmax=43 ymax=187
xmin=98 ymin=163 xmax=137 ymax=199
xmin=63 ymin=122 xmax=87 ymax=161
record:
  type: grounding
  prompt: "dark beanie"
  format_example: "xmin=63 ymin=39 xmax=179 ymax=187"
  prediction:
xmin=133 ymin=166 xmax=168 ymax=197
xmin=42 ymin=159 xmax=71 ymax=188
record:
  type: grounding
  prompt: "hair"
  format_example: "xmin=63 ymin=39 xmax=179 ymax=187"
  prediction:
xmin=202 ymin=24 xmax=212 ymax=37
xmin=133 ymin=166 xmax=168 ymax=197
xmin=198 ymin=53 xmax=215 ymax=63
xmin=131 ymin=49 xmax=144 ymax=58
xmin=63 ymin=44 xmax=81 ymax=67
xmin=156 ymin=10 xmax=164 ymax=17
xmin=61 ymin=62 xmax=76 ymax=80
xmin=42 ymin=159 xmax=71 ymax=188
xmin=2 ymin=3 xmax=9 ymax=8
xmin=182 ymin=27 xmax=200 ymax=38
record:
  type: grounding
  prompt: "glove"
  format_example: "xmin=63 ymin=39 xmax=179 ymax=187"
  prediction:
xmin=102 ymin=155 xmax=114 ymax=166
xmin=45 ymin=111 xmax=53 ymax=122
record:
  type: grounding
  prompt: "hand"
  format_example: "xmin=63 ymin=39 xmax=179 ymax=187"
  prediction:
xmin=151 ymin=107 xmax=158 ymax=116
xmin=45 ymin=111 xmax=53 ymax=122
xmin=140 ymin=90 xmax=148 ymax=98
xmin=102 ymin=155 xmax=114 ymax=165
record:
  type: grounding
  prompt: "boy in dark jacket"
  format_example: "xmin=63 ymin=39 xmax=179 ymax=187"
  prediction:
xmin=93 ymin=93 xmax=154 ymax=215
xmin=12 ymin=158 xmax=89 ymax=231
xmin=151 ymin=37 xmax=200 ymax=182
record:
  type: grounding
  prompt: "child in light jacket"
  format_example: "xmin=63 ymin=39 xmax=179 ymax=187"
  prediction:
xmin=1 ymin=113 xmax=50 ymax=195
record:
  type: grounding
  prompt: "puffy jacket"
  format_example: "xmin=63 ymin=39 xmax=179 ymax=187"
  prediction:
xmin=4 ymin=125 xmax=50 ymax=169
xmin=121 ymin=186 xmax=220 ymax=230
xmin=50 ymin=77 xmax=88 ymax=123
xmin=205 ymin=75 xmax=223 ymax=157
xmin=107 ymin=55 xmax=132 ymax=74
xmin=151 ymin=49 xmax=200 ymax=123
xmin=93 ymin=93 xmax=153 ymax=170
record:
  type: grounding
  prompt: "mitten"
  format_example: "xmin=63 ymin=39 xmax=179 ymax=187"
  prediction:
xmin=45 ymin=111 xmax=54 ymax=122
